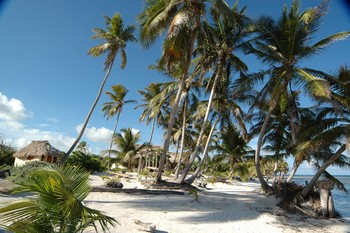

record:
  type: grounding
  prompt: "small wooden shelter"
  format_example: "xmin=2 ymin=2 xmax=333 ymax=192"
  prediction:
xmin=13 ymin=140 xmax=64 ymax=166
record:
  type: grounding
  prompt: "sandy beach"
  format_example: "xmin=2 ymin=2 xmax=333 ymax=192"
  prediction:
xmin=83 ymin=173 xmax=349 ymax=233
xmin=1 ymin=173 xmax=349 ymax=233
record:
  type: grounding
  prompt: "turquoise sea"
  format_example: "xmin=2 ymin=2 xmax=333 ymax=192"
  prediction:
xmin=292 ymin=175 xmax=350 ymax=222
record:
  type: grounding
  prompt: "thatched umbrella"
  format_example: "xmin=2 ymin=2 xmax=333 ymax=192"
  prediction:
xmin=13 ymin=140 xmax=64 ymax=166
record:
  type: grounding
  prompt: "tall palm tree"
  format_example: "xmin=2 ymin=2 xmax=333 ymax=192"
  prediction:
xmin=247 ymin=0 xmax=350 ymax=192
xmin=0 ymin=165 xmax=116 ymax=233
xmin=103 ymin=85 xmax=136 ymax=169
xmin=61 ymin=13 xmax=136 ymax=164
xmin=177 ymin=2 xmax=250 ymax=184
xmin=138 ymin=0 xmax=233 ymax=183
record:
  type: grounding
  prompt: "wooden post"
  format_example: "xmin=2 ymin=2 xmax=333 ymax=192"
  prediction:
xmin=315 ymin=180 xmax=335 ymax=218
xmin=319 ymin=189 xmax=329 ymax=217
xmin=328 ymin=192 xmax=335 ymax=218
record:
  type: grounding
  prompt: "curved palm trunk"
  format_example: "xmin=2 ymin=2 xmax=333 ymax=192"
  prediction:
xmin=301 ymin=144 xmax=346 ymax=198
xmin=176 ymin=70 xmax=220 ymax=184
xmin=107 ymin=111 xmax=120 ymax=170
xmin=156 ymin=15 xmax=200 ymax=183
xmin=175 ymin=101 xmax=188 ymax=179
xmin=255 ymin=104 xmax=276 ymax=193
xmin=186 ymin=115 xmax=220 ymax=184
xmin=286 ymin=160 xmax=300 ymax=183
xmin=60 ymin=62 xmax=114 ymax=165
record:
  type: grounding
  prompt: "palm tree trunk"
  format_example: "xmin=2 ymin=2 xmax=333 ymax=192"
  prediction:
xmin=60 ymin=62 xmax=114 ymax=165
xmin=107 ymin=111 xmax=120 ymax=170
xmin=156 ymin=16 xmax=200 ymax=183
xmin=185 ymin=115 xmax=220 ymax=184
xmin=286 ymin=160 xmax=300 ymax=183
xmin=175 ymin=101 xmax=188 ymax=179
xmin=176 ymin=69 xmax=220 ymax=184
xmin=255 ymin=103 xmax=276 ymax=193
xmin=149 ymin=117 xmax=156 ymax=145
xmin=301 ymin=144 xmax=346 ymax=198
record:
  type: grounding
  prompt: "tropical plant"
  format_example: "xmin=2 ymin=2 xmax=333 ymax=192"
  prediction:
xmin=66 ymin=150 xmax=105 ymax=173
xmin=138 ymin=0 xmax=233 ymax=183
xmin=0 ymin=137 xmax=15 ymax=166
xmin=103 ymin=84 xmax=137 ymax=169
xmin=300 ymin=65 xmax=350 ymax=197
xmin=247 ymin=0 xmax=350 ymax=192
xmin=61 ymin=13 xmax=136 ymax=164
xmin=0 ymin=165 xmax=116 ymax=233
xmin=177 ymin=3 xmax=250 ymax=184
xmin=109 ymin=128 xmax=147 ymax=170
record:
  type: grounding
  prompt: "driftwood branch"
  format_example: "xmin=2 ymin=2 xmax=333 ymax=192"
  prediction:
xmin=91 ymin=186 xmax=185 ymax=195
xmin=133 ymin=219 xmax=156 ymax=232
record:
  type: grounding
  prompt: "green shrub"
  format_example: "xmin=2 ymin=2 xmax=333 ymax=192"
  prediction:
xmin=66 ymin=151 xmax=105 ymax=173
xmin=8 ymin=161 xmax=50 ymax=183
xmin=0 ymin=143 xmax=15 ymax=166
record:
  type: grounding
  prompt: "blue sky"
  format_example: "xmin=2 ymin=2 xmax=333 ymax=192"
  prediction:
xmin=0 ymin=0 xmax=349 ymax=175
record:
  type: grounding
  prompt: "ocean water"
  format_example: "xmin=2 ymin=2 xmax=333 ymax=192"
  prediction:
xmin=292 ymin=175 xmax=350 ymax=221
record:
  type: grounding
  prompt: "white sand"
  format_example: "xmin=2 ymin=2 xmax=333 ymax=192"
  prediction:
xmin=1 ymin=173 xmax=349 ymax=233
xmin=83 ymin=173 xmax=349 ymax=233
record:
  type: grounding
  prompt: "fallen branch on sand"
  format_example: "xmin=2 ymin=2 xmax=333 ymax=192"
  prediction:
xmin=133 ymin=219 xmax=156 ymax=232
xmin=91 ymin=186 xmax=185 ymax=195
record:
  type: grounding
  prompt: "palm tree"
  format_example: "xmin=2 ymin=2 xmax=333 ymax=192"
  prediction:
xmin=300 ymin=65 xmax=350 ymax=197
xmin=247 ymin=0 xmax=350 ymax=192
xmin=213 ymin=124 xmax=253 ymax=180
xmin=0 ymin=165 xmax=116 ymax=232
xmin=60 ymin=13 xmax=136 ymax=164
xmin=138 ymin=0 xmax=233 ymax=183
xmin=110 ymin=128 xmax=147 ymax=170
xmin=177 ymin=2 xmax=250 ymax=184
xmin=103 ymin=84 xmax=136 ymax=169
xmin=136 ymin=82 xmax=166 ymax=145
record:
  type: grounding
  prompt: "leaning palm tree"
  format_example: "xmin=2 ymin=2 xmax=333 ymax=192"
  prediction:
xmin=247 ymin=0 xmax=350 ymax=192
xmin=300 ymin=65 xmax=350 ymax=197
xmin=103 ymin=84 xmax=137 ymax=169
xmin=138 ymin=0 xmax=233 ymax=183
xmin=0 ymin=165 xmax=116 ymax=233
xmin=61 ymin=13 xmax=136 ymax=164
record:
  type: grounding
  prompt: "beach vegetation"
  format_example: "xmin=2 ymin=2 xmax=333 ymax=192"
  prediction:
xmin=0 ymin=137 xmax=15 ymax=166
xmin=0 ymin=165 xmax=116 ymax=232
xmin=65 ymin=150 xmax=105 ymax=173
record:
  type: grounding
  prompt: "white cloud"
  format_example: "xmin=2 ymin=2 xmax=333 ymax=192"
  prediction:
xmin=0 ymin=92 xmax=30 ymax=121
xmin=76 ymin=124 xmax=113 ymax=142
xmin=0 ymin=93 xmax=75 ymax=152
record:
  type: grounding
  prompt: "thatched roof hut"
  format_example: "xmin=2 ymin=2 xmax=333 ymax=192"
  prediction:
xmin=13 ymin=140 xmax=64 ymax=166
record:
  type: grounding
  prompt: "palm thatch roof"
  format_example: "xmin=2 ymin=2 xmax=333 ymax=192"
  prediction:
xmin=13 ymin=140 xmax=64 ymax=160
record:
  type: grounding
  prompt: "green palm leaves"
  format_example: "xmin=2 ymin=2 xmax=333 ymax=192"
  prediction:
xmin=89 ymin=14 xmax=137 ymax=70
xmin=0 ymin=165 xmax=116 ymax=233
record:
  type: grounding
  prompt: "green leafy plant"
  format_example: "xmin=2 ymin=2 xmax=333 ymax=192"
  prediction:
xmin=0 ymin=165 xmax=116 ymax=232
xmin=66 ymin=151 xmax=105 ymax=173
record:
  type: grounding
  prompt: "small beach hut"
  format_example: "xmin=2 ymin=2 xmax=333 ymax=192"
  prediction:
xmin=13 ymin=140 xmax=64 ymax=166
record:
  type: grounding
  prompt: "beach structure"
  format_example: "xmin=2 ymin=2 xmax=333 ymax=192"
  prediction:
xmin=13 ymin=140 xmax=64 ymax=166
